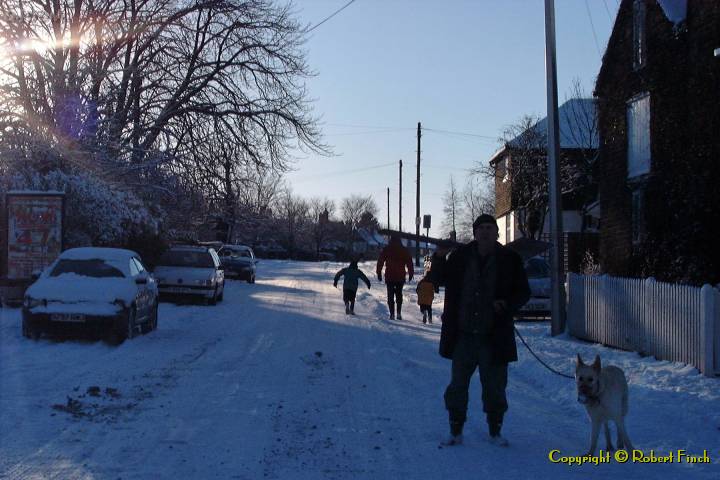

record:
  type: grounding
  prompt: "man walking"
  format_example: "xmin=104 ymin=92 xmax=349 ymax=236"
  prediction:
xmin=430 ymin=214 xmax=530 ymax=446
xmin=376 ymin=235 xmax=414 ymax=320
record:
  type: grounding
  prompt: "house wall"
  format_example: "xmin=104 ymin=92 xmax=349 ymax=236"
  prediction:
xmin=595 ymin=0 xmax=720 ymax=283
xmin=493 ymin=153 xmax=513 ymax=217
xmin=498 ymin=212 xmax=514 ymax=245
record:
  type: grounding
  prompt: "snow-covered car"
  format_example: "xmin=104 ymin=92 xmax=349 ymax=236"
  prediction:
xmin=218 ymin=245 xmax=257 ymax=283
xmin=153 ymin=245 xmax=225 ymax=304
xmin=518 ymin=256 xmax=551 ymax=317
xmin=22 ymin=248 xmax=159 ymax=342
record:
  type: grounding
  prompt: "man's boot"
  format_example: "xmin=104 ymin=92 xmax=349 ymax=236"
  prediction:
xmin=345 ymin=302 xmax=350 ymax=315
xmin=488 ymin=416 xmax=509 ymax=447
xmin=422 ymin=312 xmax=427 ymax=324
xmin=396 ymin=303 xmax=402 ymax=320
xmin=443 ymin=421 xmax=464 ymax=446
xmin=388 ymin=304 xmax=395 ymax=320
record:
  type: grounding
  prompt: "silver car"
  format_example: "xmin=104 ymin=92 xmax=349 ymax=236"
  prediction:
xmin=519 ymin=256 xmax=551 ymax=318
xmin=153 ymin=245 xmax=225 ymax=305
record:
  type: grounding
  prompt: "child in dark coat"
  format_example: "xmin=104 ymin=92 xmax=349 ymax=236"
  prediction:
xmin=333 ymin=261 xmax=371 ymax=315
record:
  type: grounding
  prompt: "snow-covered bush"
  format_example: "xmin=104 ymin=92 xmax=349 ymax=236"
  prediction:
xmin=2 ymin=170 xmax=158 ymax=248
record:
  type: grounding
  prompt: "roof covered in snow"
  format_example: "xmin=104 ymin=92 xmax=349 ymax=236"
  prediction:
xmin=509 ymin=98 xmax=598 ymax=150
xmin=490 ymin=98 xmax=598 ymax=164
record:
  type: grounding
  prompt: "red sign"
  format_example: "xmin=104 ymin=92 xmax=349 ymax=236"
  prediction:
xmin=7 ymin=194 xmax=63 ymax=279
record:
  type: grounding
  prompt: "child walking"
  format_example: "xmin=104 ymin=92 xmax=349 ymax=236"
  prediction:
xmin=333 ymin=261 xmax=371 ymax=315
xmin=415 ymin=275 xmax=438 ymax=324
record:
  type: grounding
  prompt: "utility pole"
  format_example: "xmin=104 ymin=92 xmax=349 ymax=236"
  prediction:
xmin=415 ymin=122 xmax=421 ymax=268
xmin=545 ymin=0 xmax=566 ymax=336
xmin=399 ymin=159 xmax=403 ymax=233
xmin=387 ymin=187 xmax=390 ymax=229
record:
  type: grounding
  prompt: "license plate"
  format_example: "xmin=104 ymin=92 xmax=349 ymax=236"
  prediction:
xmin=163 ymin=287 xmax=193 ymax=294
xmin=524 ymin=303 xmax=547 ymax=311
xmin=51 ymin=313 xmax=86 ymax=322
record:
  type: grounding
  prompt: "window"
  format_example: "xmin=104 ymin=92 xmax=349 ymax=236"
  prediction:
xmin=632 ymin=189 xmax=645 ymax=245
xmin=627 ymin=94 xmax=651 ymax=178
xmin=132 ymin=258 xmax=146 ymax=273
xmin=50 ymin=259 xmax=125 ymax=278
xmin=633 ymin=0 xmax=646 ymax=69
xmin=505 ymin=214 xmax=512 ymax=243
xmin=498 ymin=157 xmax=509 ymax=183
xmin=129 ymin=259 xmax=140 ymax=276
xmin=158 ymin=250 xmax=214 ymax=268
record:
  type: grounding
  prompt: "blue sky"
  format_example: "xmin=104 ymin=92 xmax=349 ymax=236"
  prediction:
xmin=286 ymin=0 xmax=619 ymax=237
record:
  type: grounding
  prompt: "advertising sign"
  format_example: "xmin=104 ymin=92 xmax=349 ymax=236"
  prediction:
xmin=6 ymin=193 xmax=64 ymax=279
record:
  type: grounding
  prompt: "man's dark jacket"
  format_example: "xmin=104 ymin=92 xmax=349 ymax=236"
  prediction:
xmin=430 ymin=241 xmax=530 ymax=363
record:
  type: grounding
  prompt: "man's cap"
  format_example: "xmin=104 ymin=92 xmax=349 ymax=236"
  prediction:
xmin=473 ymin=214 xmax=498 ymax=230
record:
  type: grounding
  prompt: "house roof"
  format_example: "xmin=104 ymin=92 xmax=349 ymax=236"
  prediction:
xmin=508 ymin=98 xmax=598 ymax=150
xmin=489 ymin=98 xmax=598 ymax=165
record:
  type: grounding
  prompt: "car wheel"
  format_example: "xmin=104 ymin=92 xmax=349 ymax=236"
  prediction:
xmin=208 ymin=288 xmax=218 ymax=306
xmin=22 ymin=320 xmax=40 ymax=340
xmin=111 ymin=306 xmax=136 ymax=344
xmin=217 ymin=285 xmax=224 ymax=302
xmin=248 ymin=275 xmax=255 ymax=284
xmin=126 ymin=306 xmax=137 ymax=339
xmin=141 ymin=303 xmax=158 ymax=334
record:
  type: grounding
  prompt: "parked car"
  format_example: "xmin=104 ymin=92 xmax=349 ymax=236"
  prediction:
xmin=218 ymin=245 xmax=257 ymax=283
xmin=22 ymin=247 xmax=159 ymax=342
xmin=153 ymin=245 xmax=225 ymax=304
xmin=518 ymin=256 xmax=551 ymax=317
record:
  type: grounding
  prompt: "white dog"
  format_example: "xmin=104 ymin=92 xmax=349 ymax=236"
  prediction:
xmin=575 ymin=354 xmax=634 ymax=456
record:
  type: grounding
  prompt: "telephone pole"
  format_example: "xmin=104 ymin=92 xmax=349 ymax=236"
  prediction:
xmin=387 ymin=187 xmax=390 ymax=229
xmin=399 ymin=159 xmax=403 ymax=233
xmin=415 ymin=122 xmax=421 ymax=268
xmin=545 ymin=0 xmax=567 ymax=336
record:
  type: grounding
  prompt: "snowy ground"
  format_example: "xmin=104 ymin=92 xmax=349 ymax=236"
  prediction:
xmin=1 ymin=260 xmax=718 ymax=479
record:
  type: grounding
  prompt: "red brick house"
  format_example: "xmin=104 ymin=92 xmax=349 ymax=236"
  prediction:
xmin=594 ymin=0 xmax=720 ymax=285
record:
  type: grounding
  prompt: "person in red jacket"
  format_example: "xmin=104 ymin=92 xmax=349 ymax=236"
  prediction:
xmin=376 ymin=235 xmax=414 ymax=320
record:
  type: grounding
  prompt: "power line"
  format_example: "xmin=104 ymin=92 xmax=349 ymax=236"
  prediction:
xmin=584 ymin=0 xmax=603 ymax=58
xmin=325 ymin=122 xmax=412 ymax=130
xmin=601 ymin=0 xmax=614 ymax=22
xmin=292 ymin=161 xmax=395 ymax=183
xmin=423 ymin=127 xmax=496 ymax=140
xmin=307 ymin=0 xmax=357 ymax=33
xmin=324 ymin=128 xmax=415 ymax=137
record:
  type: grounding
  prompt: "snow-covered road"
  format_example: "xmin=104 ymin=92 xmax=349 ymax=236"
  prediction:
xmin=1 ymin=260 xmax=718 ymax=479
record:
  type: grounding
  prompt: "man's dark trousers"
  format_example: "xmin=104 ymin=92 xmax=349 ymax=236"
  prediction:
xmin=444 ymin=333 xmax=508 ymax=428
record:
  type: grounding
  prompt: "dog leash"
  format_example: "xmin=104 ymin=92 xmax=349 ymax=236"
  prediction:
xmin=513 ymin=326 xmax=575 ymax=379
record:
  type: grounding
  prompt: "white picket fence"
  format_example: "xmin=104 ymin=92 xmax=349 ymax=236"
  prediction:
xmin=566 ymin=273 xmax=720 ymax=377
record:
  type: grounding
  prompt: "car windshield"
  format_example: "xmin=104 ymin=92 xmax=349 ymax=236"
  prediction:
xmin=222 ymin=249 xmax=251 ymax=259
xmin=158 ymin=250 xmax=214 ymax=268
xmin=50 ymin=259 xmax=125 ymax=278
xmin=525 ymin=258 xmax=550 ymax=279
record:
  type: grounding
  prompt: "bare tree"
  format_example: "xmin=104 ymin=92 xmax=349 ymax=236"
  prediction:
xmin=0 ymin=0 xmax=328 ymax=199
xmin=458 ymin=176 xmax=494 ymax=242
xmin=276 ymin=189 xmax=309 ymax=259
xmin=562 ymin=78 xmax=599 ymax=232
xmin=340 ymin=194 xmax=378 ymax=248
xmin=308 ymin=197 xmax=335 ymax=260
xmin=441 ymin=175 xmax=460 ymax=239
xmin=341 ymin=194 xmax=378 ymax=232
